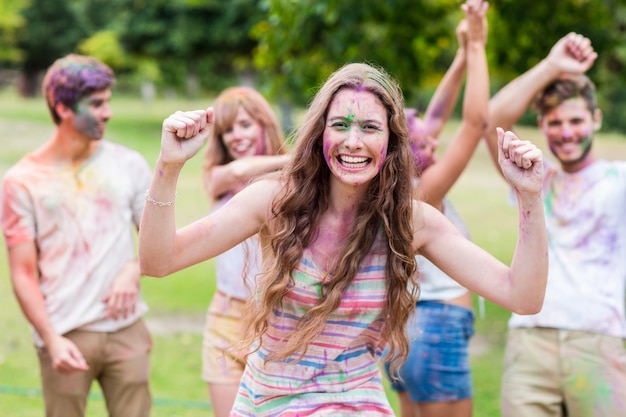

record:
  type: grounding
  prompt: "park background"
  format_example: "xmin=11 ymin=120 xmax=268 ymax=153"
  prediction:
xmin=1 ymin=1 xmax=625 ymax=416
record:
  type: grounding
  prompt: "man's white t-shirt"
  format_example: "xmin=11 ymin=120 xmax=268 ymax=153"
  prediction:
xmin=509 ymin=159 xmax=626 ymax=338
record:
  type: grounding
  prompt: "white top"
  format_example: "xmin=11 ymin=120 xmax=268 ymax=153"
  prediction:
xmin=1 ymin=141 xmax=151 ymax=346
xmin=418 ymin=198 xmax=471 ymax=301
xmin=509 ymin=159 xmax=626 ymax=338
xmin=213 ymin=196 xmax=261 ymax=300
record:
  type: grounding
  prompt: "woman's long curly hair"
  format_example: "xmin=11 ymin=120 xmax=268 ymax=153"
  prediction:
xmin=242 ymin=63 xmax=419 ymax=375
xmin=202 ymin=86 xmax=287 ymax=202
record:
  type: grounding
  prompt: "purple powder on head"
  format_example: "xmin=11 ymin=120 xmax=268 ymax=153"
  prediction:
xmin=42 ymin=55 xmax=114 ymax=123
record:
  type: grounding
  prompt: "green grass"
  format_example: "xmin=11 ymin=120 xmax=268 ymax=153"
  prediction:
xmin=1 ymin=87 xmax=625 ymax=416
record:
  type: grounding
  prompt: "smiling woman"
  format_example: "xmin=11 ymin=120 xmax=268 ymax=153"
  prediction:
xmin=198 ymin=86 xmax=289 ymax=417
xmin=138 ymin=62 xmax=549 ymax=416
xmin=324 ymin=89 xmax=389 ymax=184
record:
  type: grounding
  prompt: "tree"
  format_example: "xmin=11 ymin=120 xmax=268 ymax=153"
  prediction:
xmin=488 ymin=0 xmax=626 ymax=130
xmin=252 ymin=0 xmax=461 ymax=107
xmin=15 ymin=0 xmax=88 ymax=96
xmin=252 ymin=0 xmax=626 ymax=131
xmin=6 ymin=0 xmax=625 ymax=130
xmin=119 ymin=0 xmax=265 ymax=95
xmin=0 ymin=0 xmax=28 ymax=66
xmin=9 ymin=0 xmax=264 ymax=98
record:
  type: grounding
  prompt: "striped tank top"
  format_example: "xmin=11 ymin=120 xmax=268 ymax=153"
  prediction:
xmin=231 ymin=229 xmax=394 ymax=416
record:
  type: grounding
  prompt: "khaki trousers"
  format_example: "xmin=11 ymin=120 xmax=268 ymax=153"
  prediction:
xmin=37 ymin=319 xmax=152 ymax=417
xmin=501 ymin=327 xmax=626 ymax=417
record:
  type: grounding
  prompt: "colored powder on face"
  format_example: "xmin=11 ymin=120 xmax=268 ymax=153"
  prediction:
xmin=323 ymin=132 xmax=333 ymax=167
xmin=377 ymin=143 xmax=388 ymax=173
xmin=579 ymin=135 xmax=592 ymax=151
xmin=254 ymin=127 xmax=267 ymax=156
xmin=346 ymin=114 xmax=355 ymax=123
xmin=72 ymin=99 xmax=100 ymax=139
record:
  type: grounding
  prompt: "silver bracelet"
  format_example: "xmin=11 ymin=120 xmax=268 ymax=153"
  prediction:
xmin=145 ymin=189 xmax=177 ymax=207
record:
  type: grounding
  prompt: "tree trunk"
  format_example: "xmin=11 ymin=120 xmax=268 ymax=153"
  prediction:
xmin=17 ymin=69 xmax=40 ymax=98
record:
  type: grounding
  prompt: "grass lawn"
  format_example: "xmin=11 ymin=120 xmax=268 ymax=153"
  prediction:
xmin=1 ymin=87 xmax=625 ymax=416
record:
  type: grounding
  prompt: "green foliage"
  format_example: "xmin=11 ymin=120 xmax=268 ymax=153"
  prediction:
xmin=251 ymin=0 xmax=626 ymax=130
xmin=0 ymin=0 xmax=28 ymax=64
xmin=8 ymin=0 xmax=264 ymax=97
xmin=3 ymin=0 xmax=626 ymax=129
xmin=118 ymin=0 xmax=264 ymax=94
xmin=489 ymin=0 xmax=616 ymax=78
xmin=252 ymin=0 xmax=461 ymax=105
xmin=17 ymin=0 xmax=87 ymax=70
xmin=488 ymin=0 xmax=626 ymax=130
xmin=78 ymin=30 xmax=127 ymax=69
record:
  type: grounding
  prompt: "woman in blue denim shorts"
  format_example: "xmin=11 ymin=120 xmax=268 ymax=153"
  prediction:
xmin=384 ymin=1 xmax=488 ymax=416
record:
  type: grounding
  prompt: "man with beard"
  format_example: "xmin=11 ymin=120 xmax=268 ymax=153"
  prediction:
xmin=484 ymin=33 xmax=626 ymax=417
xmin=1 ymin=54 xmax=152 ymax=417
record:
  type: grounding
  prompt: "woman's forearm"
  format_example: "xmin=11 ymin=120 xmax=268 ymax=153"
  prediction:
xmin=138 ymin=159 xmax=184 ymax=277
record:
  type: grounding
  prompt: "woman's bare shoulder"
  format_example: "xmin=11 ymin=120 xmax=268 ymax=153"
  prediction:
xmin=412 ymin=199 xmax=449 ymax=252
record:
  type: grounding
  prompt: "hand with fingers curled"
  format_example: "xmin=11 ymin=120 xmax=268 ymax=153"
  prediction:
xmin=546 ymin=32 xmax=597 ymax=75
xmin=159 ymin=107 xmax=215 ymax=165
xmin=103 ymin=261 xmax=140 ymax=320
xmin=47 ymin=334 xmax=89 ymax=375
xmin=496 ymin=127 xmax=544 ymax=195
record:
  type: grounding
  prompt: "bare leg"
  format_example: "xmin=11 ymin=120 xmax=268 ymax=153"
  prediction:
xmin=397 ymin=391 xmax=419 ymax=417
xmin=417 ymin=398 xmax=473 ymax=417
xmin=208 ymin=383 xmax=241 ymax=417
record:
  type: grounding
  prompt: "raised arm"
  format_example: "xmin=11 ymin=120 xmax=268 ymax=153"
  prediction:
xmin=138 ymin=109 xmax=272 ymax=277
xmin=484 ymin=32 xmax=597 ymax=172
xmin=420 ymin=19 xmax=469 ymax=139
xmin=204 ymin=154 xmax=290 ymax=203
xmin=419 ymin=0 xmax=489 ymax=207
xmin=415 ymin=129 xmax=547 ymax=313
